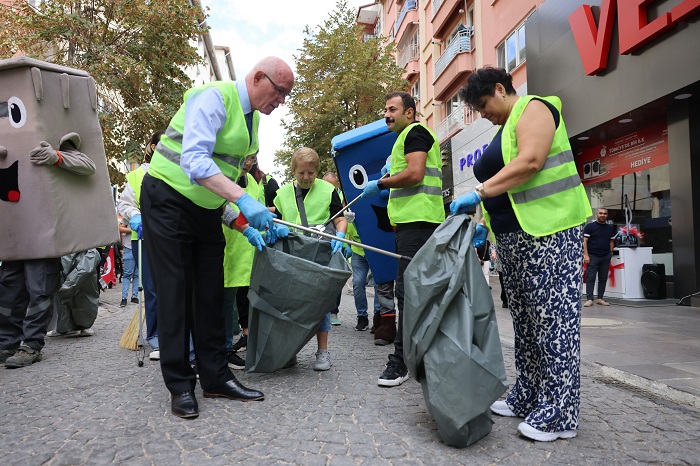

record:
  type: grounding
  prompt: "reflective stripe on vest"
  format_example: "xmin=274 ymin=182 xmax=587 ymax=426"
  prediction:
xmin=387 ymin=122 xmax=444 ymax=225
xmin=273 ymin=179 xmax=335 ymax=227
xmin=147 ymin=81 xmax=259 ymax=209
xmin=493 ymin=95 xmax=591 ymax=237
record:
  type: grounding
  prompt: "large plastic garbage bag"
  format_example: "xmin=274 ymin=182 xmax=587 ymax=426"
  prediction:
xmin=403 ymin=215 xmax=508 ymax=448
xmin=246 ymin=232 xmax=352 ymax=372
xmin=54 ymin=248 xmax=100 ymax=333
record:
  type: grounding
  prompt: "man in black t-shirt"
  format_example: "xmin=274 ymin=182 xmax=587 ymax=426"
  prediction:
xmin=583 ymin=208 xmax=616 ymax=307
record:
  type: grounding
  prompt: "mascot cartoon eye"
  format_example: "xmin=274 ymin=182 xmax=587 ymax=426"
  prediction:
xmin=8 ymin=96 xmax=27 ymax=129
xmin=348 ymin=164 xmax=368 ymax=189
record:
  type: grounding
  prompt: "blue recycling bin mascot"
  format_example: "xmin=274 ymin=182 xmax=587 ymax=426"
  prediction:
xmin=331 ymin=119 xmax=398 ymax=342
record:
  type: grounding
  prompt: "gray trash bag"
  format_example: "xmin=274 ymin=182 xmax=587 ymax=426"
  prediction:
xmin=403 ymin=215 xmax=508 ymax=448
xmin=246 ymin=232 xmax=351 ymax=373
xmin=54 ymin=248 xmax=100 ymax=333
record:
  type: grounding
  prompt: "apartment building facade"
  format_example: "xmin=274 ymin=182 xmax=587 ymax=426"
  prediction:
xmin=359 ymin=0 xmax=700 ymax=300
xmin=357 ymin=0 xmax=545 ymax=208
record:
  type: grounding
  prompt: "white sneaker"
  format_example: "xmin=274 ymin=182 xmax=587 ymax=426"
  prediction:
xmin=46 ymin=329 xmax=80 ymax=338
xmin=490 ymin=400 xmax=519 ymax=417
xmin=149 ymin=350 xmax=160 ymax=360
xmin=313 ymin=349 xmax=332 ymax=371
xmin=517 ymin=422 xmax=577 ymax=442
xmin=79 ymin=328 xmax=94 ymax=337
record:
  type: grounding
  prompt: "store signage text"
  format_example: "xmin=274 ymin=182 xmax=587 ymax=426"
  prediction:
xmin=459 ymin=143 xmax=489 ymax=171
xmin=569 ymin=0 xmax=700 ymax=75
xmin=575 ymin=120 xmax=668 ymax=186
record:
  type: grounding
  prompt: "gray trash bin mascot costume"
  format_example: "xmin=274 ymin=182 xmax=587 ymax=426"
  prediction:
xmin=0 ymin=57 xmax=118 ymax=368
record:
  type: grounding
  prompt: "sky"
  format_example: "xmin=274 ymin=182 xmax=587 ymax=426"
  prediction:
xmin=201 ymin=0 xmax=372 ymax=178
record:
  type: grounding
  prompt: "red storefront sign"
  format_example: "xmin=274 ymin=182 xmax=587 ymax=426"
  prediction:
xmin=569 ymin=0 xmax=700 ymax=75
xmin=575 ymin=120 xmax=668 ymax=185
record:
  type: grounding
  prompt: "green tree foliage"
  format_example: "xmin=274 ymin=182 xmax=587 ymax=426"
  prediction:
xmin=0 ymin=0 xmax=204 ymax=186
xmin=274 ymin=0 xmax=407 ymax=182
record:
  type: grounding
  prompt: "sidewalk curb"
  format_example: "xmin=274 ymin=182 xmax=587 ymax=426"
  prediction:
xmin=595 ymin=365 xmax=700 ymax=409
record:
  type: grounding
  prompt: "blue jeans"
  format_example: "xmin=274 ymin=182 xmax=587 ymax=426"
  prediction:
xmin=318 ymin=313 xmax=331 ymax=332
xmin=352 ymin=253 xmax=370 ymax=318
xmin=223 ymin=287 xmax=239 ymax=352
xmin=121 ymin=247 xmax=139 ymax=300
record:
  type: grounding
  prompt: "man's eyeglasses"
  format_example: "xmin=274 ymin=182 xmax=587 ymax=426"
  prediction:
xmin=264 ymin=74 xmax=290 ymax=101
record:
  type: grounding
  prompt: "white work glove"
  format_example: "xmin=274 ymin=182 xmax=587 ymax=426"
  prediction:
xmin=29 ymin=141 xmax=59 ymax=166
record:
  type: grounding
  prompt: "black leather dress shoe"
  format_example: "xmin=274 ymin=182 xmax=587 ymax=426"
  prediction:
xmin=203 ymin=377 xmax=264 ymax=401
xmin=171 ymin=391 xmax=199 ymax=419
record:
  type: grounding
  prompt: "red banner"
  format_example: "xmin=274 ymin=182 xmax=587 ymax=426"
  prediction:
xmin=576 ymin=120 xmax=668 ymax=186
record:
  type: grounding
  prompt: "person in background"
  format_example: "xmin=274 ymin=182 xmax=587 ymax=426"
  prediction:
xmin=322 ymin=171 xmax=345 ymax=326
xmin=119 ymin=130 xmax=164 ymax=361
xmin=140 ymin=56 xmax=292 ymax=418
xmin=490 ymin=243 xmax=508 ymax=308
xmin=583 ymin=208 xmax=616 ymax=307
xmin=451 ymin=66 xmax=592 ymax=441
xmin=273 ymin=147 xmax=347 ymax=371
xmin=118 ymin=219 xmax=139 ymax=307
xmin=361 ymin=91 xmax=444 ymax=387
xmin=473 ymin=217 xmax=491 ymax=287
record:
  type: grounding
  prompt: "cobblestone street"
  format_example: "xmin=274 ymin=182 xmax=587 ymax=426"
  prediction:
xmin=2 ymin=284 xmax=700 ymax=465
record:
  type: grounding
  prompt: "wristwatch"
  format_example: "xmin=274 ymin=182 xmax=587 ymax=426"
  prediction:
xmin=377 ymin=178 xmax=385 ymax=190
xmin=475 ymin=183 xmax=487 ymax=199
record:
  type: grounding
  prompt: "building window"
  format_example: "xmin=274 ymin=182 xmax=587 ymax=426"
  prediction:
xmin=497 ymin=21 xmax=527 ymax=72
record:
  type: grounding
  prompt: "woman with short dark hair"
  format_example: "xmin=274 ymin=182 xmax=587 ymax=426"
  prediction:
xmin=451 ymin=66 xmax=592 ymax=442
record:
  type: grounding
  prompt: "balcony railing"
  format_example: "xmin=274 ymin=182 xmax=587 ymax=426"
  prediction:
xmin=432 ymin=0 xmax=445 ymax=15
xmin=395 ymin=0 xmax=418 ymax=35
xmin=398 ymin=43 xmax=419 ymax=69
xmin=434 ymin=29 xmax=472 ymax=78
xmin=363 ymin=33 xmax=377 ymax=42
xmin=435 ymin=104 xmax=478 ymax=142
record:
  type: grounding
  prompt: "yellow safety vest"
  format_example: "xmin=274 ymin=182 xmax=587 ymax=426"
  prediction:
xmin=484 ymin=95 xmax=592 ymax=237
xmin=274 ymin=179 xmax=336 ymax=227
xmin=388 ymin=122 xmax=445 ymax=225
xmin=223 ymin=173 xmax=263 ymax=288
xmin=148 ymin=81 xmax=259 ymax=209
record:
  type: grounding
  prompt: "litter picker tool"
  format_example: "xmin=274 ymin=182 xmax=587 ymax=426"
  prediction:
xmin=310 ymin=174 xmax=388 ymax=234
xmin=274 ymin=218 xmax=412 ymax=261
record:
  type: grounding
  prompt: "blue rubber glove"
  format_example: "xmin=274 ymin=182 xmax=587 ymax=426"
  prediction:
xmin=362 ymin=180 xmax=380 ymax=198
xmin=342 ymin=244 xmax=352 ymax=259
xmin=267 ymin=224 xmax=289 ymax=245
xmin=235 ymin=193 xmax=274 ymax=232
xmin=381 ymin=161 xmax=391 ymax=177
xmin=472 ymin=224 xmax=488 ymax=248
xmin=331 ymin=231 xmax=345 ymax=254
xmin=129 ymin=214 xmax=142 ymax=232
xmin=243 ymin=227 xmax=265 ymax=252
xmin=450 ymin=191 xmax=482 ymax=215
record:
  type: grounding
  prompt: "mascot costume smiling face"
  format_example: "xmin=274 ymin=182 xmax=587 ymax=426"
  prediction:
xmin=0 ymin=57 xmax=118 ymax=367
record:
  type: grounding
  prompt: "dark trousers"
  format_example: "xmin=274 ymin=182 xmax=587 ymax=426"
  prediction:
xmin=0 ymin=259 xmax=61 ymax=351
xmin=585 ymin=252 xmax=613 ymax=300
xmin=140 ymin=174 xmax=233 ymax=394
xmin=389 ymin=222 xmax=438 ymax=367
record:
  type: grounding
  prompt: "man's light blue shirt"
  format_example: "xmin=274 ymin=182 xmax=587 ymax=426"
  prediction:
xmin=180 ymin=81 xmax=252 ymax=184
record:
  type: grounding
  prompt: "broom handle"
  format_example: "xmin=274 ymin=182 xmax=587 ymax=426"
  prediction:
xmin=273 ymin=218 xmax=412 ymax=261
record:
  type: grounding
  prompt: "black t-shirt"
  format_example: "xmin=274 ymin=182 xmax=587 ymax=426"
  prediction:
xmin=473 ymin=98 xmax=560 ymax=235
xmin=264 ymin=176 xmax=280 ymax=208
xmin=404 ymin=123 xmax=435 ymax=155
xmin=583 ymin=221 xmax=616 ymax=256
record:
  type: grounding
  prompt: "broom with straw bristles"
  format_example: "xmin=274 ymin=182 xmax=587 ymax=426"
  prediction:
xmin=118 ymin=232 xmax=147 ymax=366
xmin=118 ymin=308 xmax=144 ymax=350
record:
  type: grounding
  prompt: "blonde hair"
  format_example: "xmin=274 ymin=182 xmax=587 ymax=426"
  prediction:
xmin=291 ymin=147 xmax=320 ymax=172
